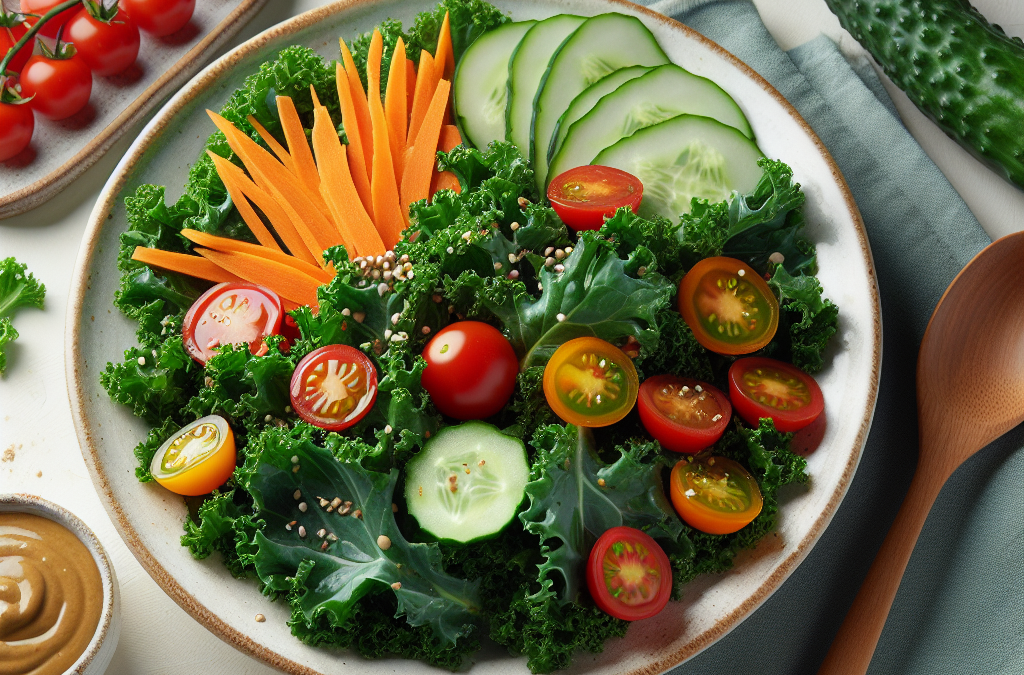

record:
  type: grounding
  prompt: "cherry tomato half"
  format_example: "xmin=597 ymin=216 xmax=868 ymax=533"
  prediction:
xmin=421 ymin=321 xmax=518 ymax=420
xmin=20 ymin=52 xmax=92 ymax=120
xmin=1 ymin=22 xmax=33 ymax=74
xmin=670 ymin=455 xmax=762 ymax=534
xmin=547 ymin=165 xmax=643 ymax=231
xmin=728 ymin=357 xmax=824 ymax=432
xmin=543 ymin=337 xmax=639 ymax=428
xmin=151 ymin=415 xmax=236 ymax=496
xmin=122 ymin=0 xmax=195 ymax=37
xmin=0 ymin=100 xmax=33 ymax=162
xmin=638 ymin=375 xmax=731 ymax=454
xmin=182 ymin=282 xmax=284 ymax=364
xmin=66 ymin=6 xmax=140 ymax=76
xmin=20 ymin=0 xmax=79 ymax=38
xmin=678 ymin=256 xmax=779 ymax=355
xmin=586 ymin=526 xmax=672 ymax=621
xmin=290 ymin=344 xmax=378 ymax=431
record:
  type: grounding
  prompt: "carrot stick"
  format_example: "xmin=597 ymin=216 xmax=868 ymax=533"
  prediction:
xmin=195 ymin=248 xmax=321 ymax=307
xmin=340 ymin=38 xmax=374 ymax=180
xmin=206 ymin=152 xmax=283 ymax=251
xmin=431 ymin=170 xmax=462 ymax=196
xmin=367 ymin=31 xmax=405 ymax=247
xmin=408 ymin=50 xmax=436 ymax=145
xmin=401 ymin=79 xmax=452 ymax=215
xmin=276 ymin=95 xmax=330 ymax=217
xmin=311 ymin=105 xmax=387 ymax=259
xmin=334 ymin=63 xmax=373 ymax=220
xmin=246 ymin=115 xmax=295 ymax=174
xmin=435 ymin=11 xmax=455 ymax=80
xmin=180 ymin=228 xmax=334 ymax=285
xmin=131 ymin=247 xmax=243 ymax=284
xmin=430 ymin=124 xmax=464 ymax=197
xmin=406 ymin=58 xmax=417 ymax=109
xmin=384 ymin=38 xmax=408 ymax=185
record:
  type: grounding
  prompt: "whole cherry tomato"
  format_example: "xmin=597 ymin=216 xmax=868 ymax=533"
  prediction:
xmin=20 ymin=44 xmax=92 ymax=120
xmin=20 ymin=0 xmax=79 ymax=39
xmin=421 ymin=321 xmax=519 ymax=420
xmin=0 ymin=97 xmax=34 ymax=161
xmin=0 ymin=15 xmax=33 ymax=74
xmin=66 ymin=5 xmax=140 ymax=76
xmin=547 ymin=165 xmax=643 ymax=231
xmin=122 ymin=0 xmax=195 ymax=37
xmin=586 ymin=526 xmax=672 ymax=621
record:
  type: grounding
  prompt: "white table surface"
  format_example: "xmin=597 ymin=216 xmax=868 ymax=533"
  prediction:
xmin=0 ymin=1 xmax=1020 ymax=673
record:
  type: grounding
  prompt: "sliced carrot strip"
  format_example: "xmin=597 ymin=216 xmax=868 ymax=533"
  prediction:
xmin=435 ymin=11 xmax=455 ymax=80
xmin=431 ymin=170 xmax=462 ymax=197
xmin=408 ymin=50 xmax=436 ymax=145
xmin=402 ymin=79 xmax=452 ymax=215
xmin=246 ymin=115 xmax=295 ymax=174
xmin=180 ymin=228 xmax=334 ymax=285
xmin=334 ymin=63 xmax=373 ymax=220
xmin=206 ymin=151 xmax=282 ymax=252
xmin=131 ymin=247 xmax=243 ymax=284
xmin=277 ymin=95 xmax=330 ymax=217
xmin=384 ymin=38 xmax=408 ymax=185
xmin=367 ymin=31 xmax=405 ymax=247
xmin=340 ymin=38 xmax=374 ymax=180
xmin=430 ymin=124 xmax=464 ymax=198
xmin=406 ymin=58 xmax=417 ymax=109
xmin=195 ymin=248 xmax=321 ymax=308
xmin=438 ymin=124 xmax=462 ymax=151
xmin=310 ymin=85 xmax=321 ymax=108
xmin=311 ymin=105 xmax=386 ymax=259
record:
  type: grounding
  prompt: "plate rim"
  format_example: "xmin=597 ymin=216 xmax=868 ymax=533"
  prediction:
xmin=0 ymin=0 xmax=270 ymax=220
xmin=65 ymin=1 xmax=883 ymax=673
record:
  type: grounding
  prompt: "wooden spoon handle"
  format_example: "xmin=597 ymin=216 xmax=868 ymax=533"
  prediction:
xmin=817 ymin=466 xmax=946 ymax=674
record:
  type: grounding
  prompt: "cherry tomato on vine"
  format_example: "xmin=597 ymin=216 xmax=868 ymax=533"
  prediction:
xmin=421 ymin=321 xmax=518 ymax=420
xmin=122 ymin=0 xmax=195 ymax=37
xmin=0 ymin=98 xmax=34 ymax=161
xmin=150 ymin=415 xmax=237 ymax=496
xmin=638 ymin=375 xmax=731 ymax=454
xmin=182 ymin=282 xmax=284 ymax=364
xmin=66 ymin=5 xmax=140 ymax=76
xmin=728 ymin=357 xmax=824 ymax=432
xmin=20 ymin=49 xmax=92 ymax=120
xmin=290 ymin=344 xmax=378 ymax=431
xmin=543 ymin=337 xmax=639 ymax=427
xmin=586 ymin=526 xmax=672 ymax=621
xmin=20 ymin=0 xmax=79 ymax=39
xmin=678 ymin=256 xmax=779 ymax=355
xmin=0 ymin=17 xmax=32 ymax=73
xmin=670 ymin=455 xmax=763 ymax=534
xmin=547 ymin=165 xmax=643 ymax=231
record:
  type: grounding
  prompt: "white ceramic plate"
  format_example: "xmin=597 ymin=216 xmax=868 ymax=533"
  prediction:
xmin=67 ymin=1 xmax=882 ymax=673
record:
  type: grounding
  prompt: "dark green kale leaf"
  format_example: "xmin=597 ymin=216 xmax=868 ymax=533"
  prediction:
xmin=100 ymin=344 xmax=197 ymax=425
xmin=767 ymin=264 xmax=840 ymax=373
xmin=599 ymin=207 xmax=687 ymax=280
xmin=0 ymin=319 xmax=17 ymax=375
xmin=0 ymin=257 xmax=45 ymax=374
xmin=133 ymin=417 xmax=181 ymax=482
xmin=181 ymin=490 xmax=257 ymax=578
xmin=240 ymin=425 xmax=482 ymax=646
xmin=519 ymin=425 xmax=691 ymax=604
xmin=634 ymin=307 xmax=714 ymax=381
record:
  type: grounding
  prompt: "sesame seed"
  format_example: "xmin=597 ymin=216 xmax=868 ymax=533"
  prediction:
xmin=331 ymin=498 xmax=342 ymax=509
xmin=712 ymin=414 xmax=722 ymax=422
xmin=637 ymin=266 xmax=647 ymax=276
xmin=544 ymin=247 xmax=554 ymax=256
xmin=391 ymin=313 xmax=401 ymax=325
xmin=353 ymin=509 xmax=363 ymax=519
xmin=545 ymin=257 xmax=555 ymax=267
xmin=320 ymin=541 xmax=329 ymax=551
xmin=137 ymin=356 xmax=146 ymax=366
xmin=462 ymin=231 xmax=472 ymax=240
xmin=384 ymin=329 xmax=393 ymax=339
xmin=556 ymin=313 xmax=566 ymax=322
xmin=565 ymin=246 xmax=573 ymax=254
xmin=291 ymin=456 xmax=299 ymax=464
xmin=384 ymin=425 xmax=393 ymax=434
xmin=265 ymin=414 xmax=273 ymax=423
xmin=510 ymin=222 xmax=520 ymax=231
xmin=378 ymin=283 xmax=389 ymax=296
xmin=494 ymin=262 xmax=503 ymax=270
xmin=342 ymin=307 xmax=351 ymax=316
xmin=695 ymin=385 xmax=703 ymax=392
xmin=353 ymin=312 xmax=365 ymax=323
xmin=685 ymin=489 xmax=696 ymax=498
xmin=537 ymin=282 xmax=543 ymax=291
xmin=737 ymin=269 xmax=746 ymax=277
xmin=769 ymin=251 xmax=785 ymax=264
xmin=317 ymin=529 xmax=327 ymax=539
xmin=377 ymin=535 xmax=392 ymax=550
xmin=422 ymin=326 xmax=431 ymax=335
xmin=555 ymin=249 xmax=565 ymax=260
xmin=292 ymin=465 xmax=300 ymax=473
xmin=518 ymin=197 xmax=529 ymax=208
xmin=390 ymin=333 xmax=406 ymax=343
xmin=318 ymin=497 xmax=329 ymax=508
xmin=597 ymin=478 xmax=606 ymax=487
xmin=554 ymin=264 xmax=564 ymax=273
xmin=255 ymin=614 xmax=266 ymax=623
xmin=446 ymin=246 xmax=454 ymax=254
xmin=327 ymin=533 xmax=338 ymax=542
xmin=298 ymin=526 xmax=307 ymax=538
xmin=391 ymin=582 xmax=402 ymax=590
xmin=293 ymin=490 xmax=302 ymax=500
xmin=298 ymin=502 xmax=308 ymax=512
xmin=407 ymin=271 xmax=415 ymax=280
xmin=285 ymin=523 xmax=292 ymax=531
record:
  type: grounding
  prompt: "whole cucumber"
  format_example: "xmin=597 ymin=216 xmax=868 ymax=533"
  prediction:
xmin=825 ymin=0 xmax=1024 ymax=190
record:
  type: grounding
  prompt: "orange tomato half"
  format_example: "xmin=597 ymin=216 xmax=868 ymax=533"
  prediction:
xmin=542 ymin=337 xmax=639 ymax=427
xmin=151 ymin=415 xmax=236 ymax=496
xmin=670 ymin=455 xmax=762 ymax=534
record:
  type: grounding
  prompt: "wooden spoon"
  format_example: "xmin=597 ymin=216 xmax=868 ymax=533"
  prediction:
xmin=818 ymin=230 xmax=1024 ymax=674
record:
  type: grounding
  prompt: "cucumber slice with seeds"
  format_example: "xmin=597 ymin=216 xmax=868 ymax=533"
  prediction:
xmin=454 ymin=20 xmax=537 ymax=150
xmin=593 ymin=114 xmax=764 ymax=221
xmin=404 ymin=422 xmax=529 ymax=543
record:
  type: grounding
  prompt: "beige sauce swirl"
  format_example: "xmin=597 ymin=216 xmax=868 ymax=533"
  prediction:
xmin=0 ymin=513 xmax=103 ymax=675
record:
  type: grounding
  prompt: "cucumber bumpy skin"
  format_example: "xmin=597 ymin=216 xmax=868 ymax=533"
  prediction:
xmin=825 ymin=0 xmax=1024 ymax=189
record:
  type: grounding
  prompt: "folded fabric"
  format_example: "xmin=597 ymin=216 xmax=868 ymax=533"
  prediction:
xmin=627 ymin=1 xmax=1024 ymax=673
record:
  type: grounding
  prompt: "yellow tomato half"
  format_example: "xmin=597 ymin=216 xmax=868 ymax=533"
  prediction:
xmin=670 ymin=455 xmax=762 ymax=534
xmin=542 ymin=337 xmax=639 ymax=427
xmin=151 ymin=415 xmax=237 ymax=496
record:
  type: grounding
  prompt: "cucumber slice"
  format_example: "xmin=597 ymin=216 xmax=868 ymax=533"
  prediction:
xmin=593 ymin=114 xmax=765 ymax=221
xmin=547 ymin=65 xmax=652 ymax=164
xmin=548 ymin=64 xmax=754 ymax=183
xmin=404 ymin=421 xmax=529 ymax=543
xmin=453 ymin=20 xmax=537 ymax=150
xmin=532 ymin=13 xmax=669 ymax=192
xmin=505 ymin=14 xmax=586 ymax=162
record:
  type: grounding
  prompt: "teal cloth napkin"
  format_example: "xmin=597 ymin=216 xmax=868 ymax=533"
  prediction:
xmin=627 ymin=1 xmax=1024 ymax=673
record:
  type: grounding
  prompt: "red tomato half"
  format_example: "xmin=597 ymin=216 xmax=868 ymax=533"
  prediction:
xmin=122 ymin=0 xmax=195 ymax=37
xmin=421 ymin=321 xmax=518 ymax=420
xmin=182 ymin=282 xmax=283 ymax=364
xmin=1 ymin=22 xmax=32 ymax=73
xmin=547 ymin=165 xmax=643 ymax=231
xmin=66 ymin=7 xmax=140 ymax=76
xmin=20 ymin=0 xmax=78 ymax=38
xmin=290 ymin=344 xmax=378 ymax=431
xmin=0 ymin=100 xmax=33 ymax=161
xmin=678 ymin=256 xmax=779 ymax=355
xmin=20 ymin=52 xmax=92 ymax=120
xmin=587 ymin=526 xmax=672 ymax=621
xmin=638 ymin=375 xmax=731 ymax=453
xmin=728 ymin=357 xmax=824 ymax=432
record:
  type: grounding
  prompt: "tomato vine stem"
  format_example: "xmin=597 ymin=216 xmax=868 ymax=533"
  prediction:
xmin=0 ymin=0 xmax=83 ymax=80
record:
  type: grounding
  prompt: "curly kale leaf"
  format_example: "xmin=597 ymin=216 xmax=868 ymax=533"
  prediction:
xmin=0 ymin=257 xmax=46 ymax=374
xmin=0 ymin=319 xmax=16 ymax=374
xmin=240 ymin=426 xmax=481 ymax=646
xmin=767 ymin=264 xmax=840 ymax=373
xmin=519 ymin=425 xmax=691 ymax=604
xmin=100 ymin=343 xmax=197 ymax=425
xmin=181 ymin=490 xmax=258 ymax=579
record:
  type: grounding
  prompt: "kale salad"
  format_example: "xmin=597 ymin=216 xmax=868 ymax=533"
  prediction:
xmin=100 ymin=1 xmax=839 ymax=671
